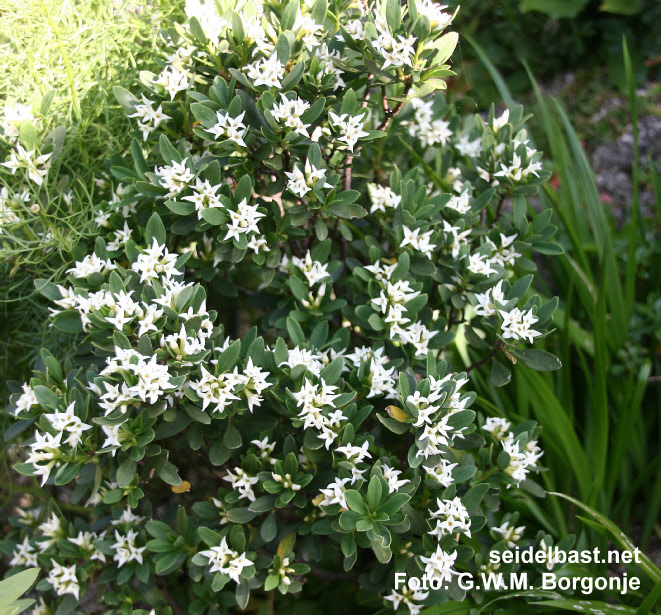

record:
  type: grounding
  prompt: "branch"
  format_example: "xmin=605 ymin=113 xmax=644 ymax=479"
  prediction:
xmin=377 ymin=80 xmax=412 ymax=132
xmin=465 ymin=341 xmax=504 ymax=373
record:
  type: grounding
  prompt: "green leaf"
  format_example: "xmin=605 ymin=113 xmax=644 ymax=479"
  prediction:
xmin=19 ymin=120 xmax=37 ymax=150
xmin=320 ymin=357 xmax=344 ymax=386
xmin=227 ymin=507 xmax=257 ymax=524
xmin=379 ymin=493 xmax=410 ymax=516
xmin=286 ymin=317 xmax=305 ymax=345
xmin=533 ymin=241 xmax=564 ymax=255
xmin=385 ymin=0 xmax=401 ymax=31
xmin=52 ymin=310 xmax=83 ymax=334
xmin=235 ymin=581 xmax=250 ymax=610
xmin=209 ymin=438 xmax=232 ymax=466
xmin=367 ymin=475 xmax=383 ymax=511
xmin=549 ymin=492 xmax=661 ymax=584
xmin=462 ymin=483 xmax=490 ymax=512
xmin=489 ymin=359 xmax=511 ymax=386
xmin=159 ymin=462 xmax=182 ymax=486
xmin=198 ymin=526 xmax=221 ymax=547
xmin=282 ymin=62 xmax=305 ymax=91
xmin=215 ymin=339 xmax=241 ymax=372
xmin=189 ymin=15 xmax=207 ymax=42
xmin=223 ymin=422 xmax=243 ymax=449
xmin=0 ymin=569 xmax=39 ymax=609
xmin=325 ymin=203 xmax=367 ymax=219
xmin=33 ymin=385 xmax=60 ymax=410
xmin=145 ymin=213 xmax=166 ymax=246
xmin=116 ymin=458 xmax=137 ymax=488
xmin=513 ymin=349 xmax=562 ymax=371
xmin=344 ymin=490 xmax=368 ymax=515
xmin=159 ymin=133 xmax=182 ymax=164
xmin=431 ymin=31 xmax=458 ymax=64
xmin=280 ymin=0 xmax=300 ymax=30
xmin=249 ymin=495 xmax=277 ymax=512
xmin=261 ymin=515 xmax=277 ymax=541
xmin=113 ymin=86 xmax=139 ymax=111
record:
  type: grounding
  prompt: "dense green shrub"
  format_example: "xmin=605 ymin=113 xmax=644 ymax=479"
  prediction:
xmin=4 ymin=0 xmax=659 ymax=614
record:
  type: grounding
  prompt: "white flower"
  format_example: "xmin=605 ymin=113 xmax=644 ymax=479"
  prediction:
xmin=482 ymin=416 xmax=511 ymax=439
xmin=13 ymin=384 xmax=38 ymax=416
xmin=67 ymin=253 xmax=117 ymax=279
xmin=416 ymin=0 xmax=453 ymax=30
xmin=251 ymin=437 xmax=277 ymax=465
xmin=428 ymin=496 xmax=471 ymax=538
xmin=154 ymin=65 xmax=191 ymax=99
xmin=111 ymin=506 xmax=146 ymax=526
xmin=384 ymin=586 xmax=429 ymax=615
xmin=328 ymin=111 xmax=369 ymax=152
xmin=492 ymin=109 xmax=509 ymax=134
xmin=498 ymin=307 xmax=541 ymax=343
xmin=373 ymin=22 xmax=416 ymax=70
xmin=246 ymin=53 xmax=286 ymax=88
xmin=382 ymin=464 xmax=409 ymax=492
xmin=423 ymin=458 xmax=457 ymax=488
xmin=27 ymin=432 xmax=63 ymax=485
xmin=500 ymin=437 xmax=543 ymax=486
xmin=156 ymin=160 xmax=195 ymax=196
xmin=279 ymin=346 xmax=325 ymax=377
xmin=271 ymin=94 xmax=312 ymax=136
xmin=446 ymin=191 xmax=471 ymax=214
xmin=132 ymin=239 xmax=179 ymax=283
xmin=184 ymin=0 xmax=229 ymax=47
xmin=486 ymin=233 xmax=520 ymax=267
xmin=69 ymin=531 xmax=106 ymax=562
xmin=342 ymin=18 xmax=366 ymax=41
xmin=291 ymin=251 xmax=330 ymax=285
xmin=10 ymin=536 xmax=38 ymax=567
xmin=335 ymin=441 xmax=372 ymax=464
xmin=224 ymin=198 xmax=265 ymax=242
xmin=400 ymin=226 xmax=437 ymax=259
xmin=111 ymin=529 xmax=146 ymax=567
xmin=285 ymin=160 xmax=331 ymax=197
xmin=208 ymin=110 xmax=248 ymax=147
xmin=314 ymin=44 xmax=346 ymax=90
xmin=405 ymin=100 xmax=453 ymax=147
xmin=1 ymin=144 xmax=52 ymax=185
xmin=455 ymin=134 xmax=482 ymax=157
xmin=224 ymin=467 xmax=259 ymax=502
xmin=47 ymin=560 xmax=80 ymax=600
xmin=467 ymin=252 xmax=498 ymax=276
xmin=45 ymin=402 xmax=92 ymax=448
xmin=319 ymin=476 xmax=352 ymax=508
xmin=367 ymin=183 xmax=401 ymax=213
xmin=491 ymin=521 xmax=525 ymax=548
xmin=199 ymin=537 xmax=252 ymax=582
xmin=420 ymin=546 xmax=458 ymax=583
xmin=128 ymin=94 xmax=171 ymax=140
xmin=182 ymin=178 xmax=226 ymax=218
xmin=474 ymin=280 xmax=506 ymax=317
xmin=2 ymin=102 xmax=39 ymax=139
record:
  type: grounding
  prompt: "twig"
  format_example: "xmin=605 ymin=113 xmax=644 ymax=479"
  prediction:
xmin=465 ymin=341 xmax=504 ymax=373
xmin=158 ymin=579 xmax=182 ymax=614
xmin=377 ymin=80 xmax=412 ymax=132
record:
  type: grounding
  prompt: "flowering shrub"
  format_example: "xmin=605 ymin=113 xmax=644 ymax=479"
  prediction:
xmin=2 ymin=0 xmax=569 ymax=612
